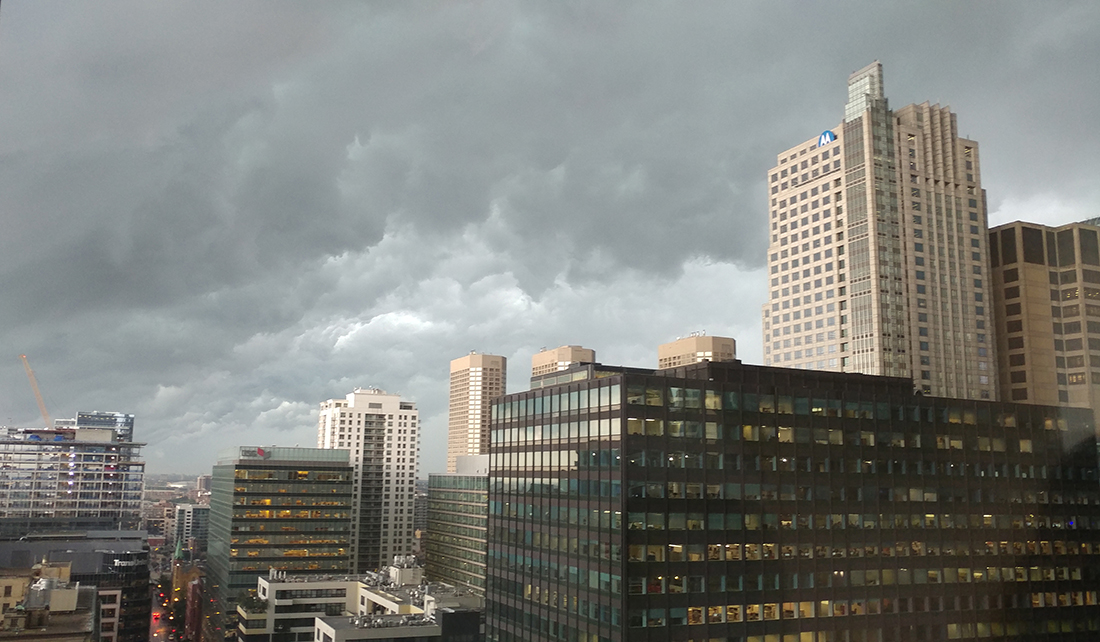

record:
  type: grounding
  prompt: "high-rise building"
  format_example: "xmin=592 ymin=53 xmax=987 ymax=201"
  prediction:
xmin=531 ymin=345 xmax=596 ymax=379
xmin=762 ymin=61 xmax=996 ymax=400
xmin=426 ymin=454 xmax=489 ymax=596
xmin=484 ymin=358 xmax=1100 ymax=642
xmin=207 ymin=446 xmax=353 ymax=622
xmin=657 ymin=333 xmax=736 ymax=369
xmin=173 ymin=504 xmax=210 ymax=552
xmin=989 ymin=219 xmax=1100 ymax=417
xmin=447 ymin=353 xmax=506 ymax=473
xmin=0 ymin=424 xmax=144 ymax=538
xmin=318 ymin=388 xmax=420 ymax=571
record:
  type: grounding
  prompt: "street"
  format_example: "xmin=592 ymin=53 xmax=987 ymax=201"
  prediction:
xmin=150 ymin=582 xmax=178 ymax=641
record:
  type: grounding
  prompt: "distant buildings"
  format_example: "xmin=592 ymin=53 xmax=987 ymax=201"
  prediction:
xmin=447 ymin=353 xmax=506 ymax=473
xmin=989 ymin=220 xmax=1100 ymax=423
xmin=426 ymin=455 xmax=489 ymax=596
xmin=0 ymin=421 xmax=144 ymax=538
xmin=657 ymin=334 xmax=736 ymax=369
xmin=484 ymin=358 xmax=1100 ymax=642
xmin=318 ymin=388 xmax=420 ymax=572
xmin=762 ymin=61 xmax=996 ymax=401
xmin=207 ymin=446 xmax=353 ymax=618
xmin=173 ymin=503 xmax=210 ymax=553
xmin=531 ymin=345 xmax=596 ymax=379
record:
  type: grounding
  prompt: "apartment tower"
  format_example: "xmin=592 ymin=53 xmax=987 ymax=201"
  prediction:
xmin=989 ymin=219 xmax=1100 ymax=419
xmin=762 ymin=61 xmax=996 ymax=400
xmin=447 ymin=353 xmax=506 ymax=473
xmin=531 ymin=345 xmax=596 ymax=379
xmin=318 ymin=388 xmax=420 ymax=571
xmin=657 ymin=333 xmax=736 ymax=369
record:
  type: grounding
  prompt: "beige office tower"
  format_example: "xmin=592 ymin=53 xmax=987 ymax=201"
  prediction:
xmin=531 ymin=345 xmax=596 ymax=379
xmin=317 ymin=387 xmax=419 ymax=572
xmin=989 ymin=220 xmax=1100 ymax=417
xmin=657 ymin=334 xmax=737 ymax=369
xmin=761 ymin=61 xmax=996 ymax=400
xmin=447 ymin=353 xmax=506 ymax=473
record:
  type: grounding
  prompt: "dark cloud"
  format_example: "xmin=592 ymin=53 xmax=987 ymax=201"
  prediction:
xmin=0 ymin=1 xmax=1097 ymax=473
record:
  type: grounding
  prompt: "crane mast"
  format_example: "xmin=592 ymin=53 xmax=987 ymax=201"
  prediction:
xmin=19 ymin=355 xmax=52 ymax=428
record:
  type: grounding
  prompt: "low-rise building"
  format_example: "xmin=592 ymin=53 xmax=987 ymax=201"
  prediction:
xmin=0 ymin=531 xmax=150 ymax=642
xmin=238 ymin=561 xmax=481 ymax=642
xmin=0 ymin=580 xmax=99 ymax=641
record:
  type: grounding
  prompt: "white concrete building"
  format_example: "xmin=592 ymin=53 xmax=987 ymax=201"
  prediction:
xmin=318 ymin=388 xmax=420 ymax=572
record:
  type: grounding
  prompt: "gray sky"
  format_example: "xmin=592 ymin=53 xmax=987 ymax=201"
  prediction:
xmin=1 ymin=2 xmax=1097 ymax=475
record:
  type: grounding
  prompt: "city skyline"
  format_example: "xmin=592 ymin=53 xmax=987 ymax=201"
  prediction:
xmin=1 ymin=3 xmax=1098 ymax=475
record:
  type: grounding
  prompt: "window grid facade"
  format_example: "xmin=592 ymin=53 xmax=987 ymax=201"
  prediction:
xmin=485 ymin=361 xmax=1100 ymax=642
xmin=448 ymin=353 xmax=507 ymax=473
xmin=990 ymin=220 xmax=1100 ymax=420
xmin=762 ymin=62 xmax=995 ymax=402
xmin=426 ymin=472 xmax=489 ymax=596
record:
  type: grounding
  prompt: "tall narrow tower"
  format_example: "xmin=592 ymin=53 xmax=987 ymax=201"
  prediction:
xmin=762 ymin=61 xmax=996 ymax=400
xmin=447 ymin=353 xmax=506 ymax=473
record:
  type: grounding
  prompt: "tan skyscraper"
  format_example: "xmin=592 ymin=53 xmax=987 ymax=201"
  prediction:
xmin=447 ymin=353 xmax=506 ymax=473
xmin=657 ymin=333 xmax=736 ymax=369
xmin=762 ymin=61 xmax=996 ymax=400
xmin=989 ymin=219 xmax=1100 ymax=419
xmin=531 ymin=345 xmax=595 ymax=379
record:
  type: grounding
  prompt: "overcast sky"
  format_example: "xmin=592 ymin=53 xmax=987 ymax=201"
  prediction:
xmin=1 ymin=2 xmax=1097 ymax=475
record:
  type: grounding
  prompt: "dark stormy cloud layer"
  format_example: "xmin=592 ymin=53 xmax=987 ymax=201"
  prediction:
xmin=1 ymin=2 xmax=1097 ymax=474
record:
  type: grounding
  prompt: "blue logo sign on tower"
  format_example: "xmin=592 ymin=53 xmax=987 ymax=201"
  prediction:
xmin=818 ymin=130 xmax=836 ymax=147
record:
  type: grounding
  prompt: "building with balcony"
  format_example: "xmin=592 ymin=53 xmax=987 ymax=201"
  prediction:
xmin=0 ymin=423 xmax=144 ymax=538
xmin=317 ymin=388 xmax=420 ymax=572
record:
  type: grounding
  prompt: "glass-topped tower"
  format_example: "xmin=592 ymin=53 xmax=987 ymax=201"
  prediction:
xmin=762 ymin=62 xmax=996 ymax=400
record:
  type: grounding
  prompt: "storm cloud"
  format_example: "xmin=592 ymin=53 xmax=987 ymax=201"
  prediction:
xmin=1 ymin=2 xmax=1097 ymax=473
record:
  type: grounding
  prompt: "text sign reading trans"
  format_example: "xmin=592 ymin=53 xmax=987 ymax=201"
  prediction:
xmin=817 ymin=130 xmax=836 ymax=147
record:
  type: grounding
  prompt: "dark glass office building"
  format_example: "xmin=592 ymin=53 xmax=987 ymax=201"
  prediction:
xmin=427 ymin=469 xmax=489 ymax=595
xmin=207 ymin=445 xmax=354 ymax=637
xmin=485 ymin=360 xmax=1100 ymax=642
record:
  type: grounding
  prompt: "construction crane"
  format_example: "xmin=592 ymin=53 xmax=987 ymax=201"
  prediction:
xmin=19 ymin=355 xmax=52 ymax=428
